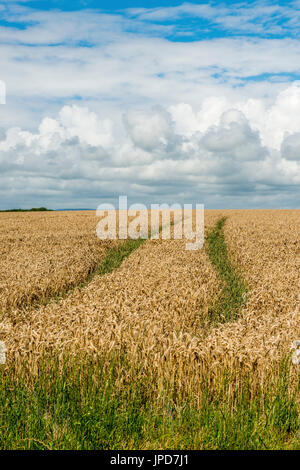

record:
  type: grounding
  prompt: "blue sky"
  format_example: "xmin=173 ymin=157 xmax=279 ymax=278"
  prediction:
xmin=0 ymin=1 xmax=300 ymax=209
xmin=2 ymin=0 xmax=300 ymax=41
xmin=3 ymin=0 xmax=258 ymax=12
xmin=2 ymin=0 xmax=300 ymax=43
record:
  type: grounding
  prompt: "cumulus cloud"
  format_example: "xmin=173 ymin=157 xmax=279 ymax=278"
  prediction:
xmin=201 ymin=109 xmax=267 ymax=161
xmin=281 ymin=132 xmax=300 ymax=160
xmin=0 ymin=86 xmax=300 ymax=209
xmin=260 ymin=85 xmax=300 ymax=149
xmin=124 ymin=107 xmax=181 ymax=156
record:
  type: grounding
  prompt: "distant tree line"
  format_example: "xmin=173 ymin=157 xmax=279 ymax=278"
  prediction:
xmin=0 ymin=207 xmax=52 ymax=212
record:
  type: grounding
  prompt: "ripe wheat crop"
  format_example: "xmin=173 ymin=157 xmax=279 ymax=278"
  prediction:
xmin=2 ymin=211 xmax=223 ymax=364
xmin=0 ymin=209 xmax=299 ymax=449
xmin=0 ymin=211 xmax=120 ymax=317
xmin=204 ymin=210 xmax=300 ymax=373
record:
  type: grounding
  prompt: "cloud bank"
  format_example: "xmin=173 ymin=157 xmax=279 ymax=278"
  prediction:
xmin=1 ymin=85 xmax=300 ymax=209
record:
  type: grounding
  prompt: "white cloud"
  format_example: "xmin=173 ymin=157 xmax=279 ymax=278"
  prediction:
xmin=124 ymin=107 xmax=180 ymax=155
xmin=58 ymin=105 xmax=113 ymax=148
xmin=281 ymin=132 xmax=300 ymax=160
xmin=0 ymin=86 xmax=300 ymax=209
xmin=201 ymin=109 xmax=266 ymax=161
xmin=260 ymin=85 xmax=300 ymax=149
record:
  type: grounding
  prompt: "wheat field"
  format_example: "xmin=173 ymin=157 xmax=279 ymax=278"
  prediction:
xmin=205 ymin=210 xmax=300 ymax=371
xmin=0 ymin=209 xmax=299 ymax=449
xmin=0 ymin=211 xmax=120 ymax=316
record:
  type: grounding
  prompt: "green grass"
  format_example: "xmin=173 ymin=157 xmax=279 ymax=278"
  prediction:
xmin=205 ymin=217 xmax=247 ymax=323
xmin=0 ymin=355 xmax=298 ymax=450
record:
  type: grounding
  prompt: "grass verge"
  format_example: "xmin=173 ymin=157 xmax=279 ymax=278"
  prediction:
xmin=205 ymin=217 xmax=247 ymax=323
xmin=0 ymin=354 xmax=298 ymax=450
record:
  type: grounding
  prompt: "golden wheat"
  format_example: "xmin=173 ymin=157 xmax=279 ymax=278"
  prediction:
xmin=1 ymin=209 xmax=299 ymax=399
xmin=0 ymin=211 xmax=120 ymax=316
xmin=207 ymin=210 xmax=300 ymax=369
xmin=2 ymin=211 xmax=221 ymax=355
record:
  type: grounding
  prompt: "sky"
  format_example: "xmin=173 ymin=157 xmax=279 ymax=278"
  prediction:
xmin=0 ymin=1 xmax=300 ymax=209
